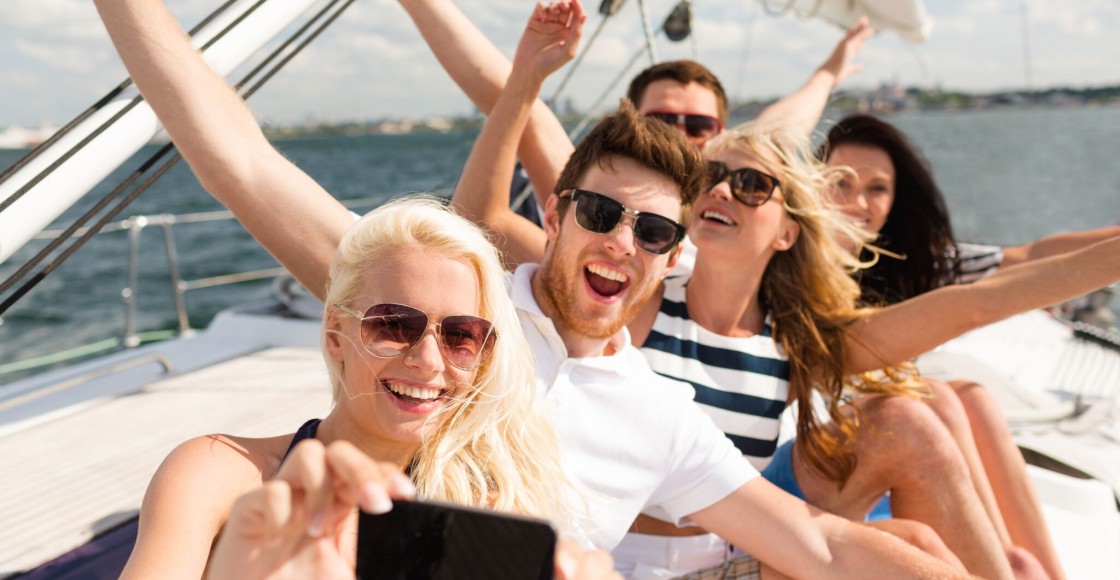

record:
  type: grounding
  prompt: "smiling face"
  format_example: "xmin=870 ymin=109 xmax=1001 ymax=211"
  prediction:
xmin=325 ymin=247 xmax=481 ymax=446
xmin=689 ymin=149 xmax=800 ymax=264
xmin=827 ymin=143 xmax=896 ymax=234
xmin=538 ymin=157 xmax=682 ymax=341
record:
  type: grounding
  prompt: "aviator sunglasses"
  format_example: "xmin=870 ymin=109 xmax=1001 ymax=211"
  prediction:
xmin=335 ymin=303 xmax=497 ymax=371
xmin=645 ymin=111 xmax=723 ymax=140
xmin=706 ymin=160 xmax=782 ymax=206
xmin=559 ymin=189 xmax=686 ymax=255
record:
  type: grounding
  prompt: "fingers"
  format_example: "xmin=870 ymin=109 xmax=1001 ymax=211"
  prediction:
xmin=534 ymin=0 xmax=585 ymax=28
xmin=324 ymin=439 xmax=416 ymax=515
xmin=554 ymin=539 xmax=622 ymax=580
xmin=275 ymin=439 xmax=333 ymax=536
xmin=275 ymin=439 xmax=415 ymax=537
xmin=226 ymin=480 xmax=296 ymax=542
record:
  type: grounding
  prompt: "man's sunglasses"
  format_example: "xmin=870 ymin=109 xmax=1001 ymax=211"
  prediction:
xmin=645 ymin=111 xmax=722 ymax=140
xmin=559 ymin=189 xmax=685 ymax=255
xmin=706 ymin=160 xmax=781 ymax=207
xmin=336 ymin=303 xmax=497 ymax=371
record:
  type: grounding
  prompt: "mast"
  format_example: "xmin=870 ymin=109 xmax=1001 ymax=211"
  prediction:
xmin=0 ymin=0 xmax=324 ymax=265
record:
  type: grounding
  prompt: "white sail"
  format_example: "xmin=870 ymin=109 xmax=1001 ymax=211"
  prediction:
xmin=0 ymin=0 xmax=325 ymax=265
xmin=761 ymin=0 xmax=932 ymax=42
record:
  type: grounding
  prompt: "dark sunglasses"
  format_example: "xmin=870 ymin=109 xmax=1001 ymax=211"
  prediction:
xmin=705 ymin=160 xmax=781 ymax=206
xmin=645 ymin=111 xmax=722 ymax=140
xmin=336 ymin=303 xmax=497 ymax=371
xmin=559 ymin=189 xmax=686 ymax=255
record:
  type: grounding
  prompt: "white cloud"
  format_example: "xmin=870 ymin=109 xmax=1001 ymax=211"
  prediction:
xmin=0 ymin=0 xmax=1117 ymax=127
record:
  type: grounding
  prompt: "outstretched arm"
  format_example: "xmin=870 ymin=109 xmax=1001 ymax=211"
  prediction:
xmin=93 ymin=0 xmax=353 ymax=299
xmin=398 ymin=0 xmax=574 ymax=202
xmin=691 ymin=479 xmax=971 ymax=579
xmin=450 ymin=0 xmax=585 ymax=269
xmin=1000 ymin=224 xmax=1120 ymax=268
xmin=845 ymin=235 xmax=1120 ymax=372
xmin=754 ymin=17 xmax=873 ymax=137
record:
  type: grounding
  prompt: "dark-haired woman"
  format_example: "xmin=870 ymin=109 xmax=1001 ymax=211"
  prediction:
xmin=823 ymin=113 xmax=1120 ymax=579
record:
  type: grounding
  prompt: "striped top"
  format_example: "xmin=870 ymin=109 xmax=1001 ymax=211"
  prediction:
xmin=641 ymin=279 xmax=791 ymax=470
xmin=951 ymin=242 xmax=1005 ymax=285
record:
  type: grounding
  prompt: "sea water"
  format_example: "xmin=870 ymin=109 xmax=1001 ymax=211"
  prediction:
xmin=1 ymin=105 xmax=1118 ymax=384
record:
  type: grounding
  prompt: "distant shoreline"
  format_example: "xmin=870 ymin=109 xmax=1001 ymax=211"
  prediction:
xmin=2 ymin=85 xmax=1117 ymax=147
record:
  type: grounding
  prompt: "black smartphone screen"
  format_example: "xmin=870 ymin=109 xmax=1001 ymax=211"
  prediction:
xmin=355 ymin=499 xmax=556 ymax=580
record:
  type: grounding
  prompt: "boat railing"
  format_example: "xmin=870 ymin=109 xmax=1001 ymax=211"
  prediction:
xmin=1 ymin=196 xmax=378 ymax=378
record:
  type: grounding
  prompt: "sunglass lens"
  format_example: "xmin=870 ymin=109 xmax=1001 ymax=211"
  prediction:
xmin=575 ymin=192 xmax=623 ymax=233
xmin=730 ymin=169 xmax=777 ymax=206
xmin=684 ymin=116 xmax=719 ymax=139
xmin=440 ymin=316 xmax=496 ymax=369
xmin=361 ymin=304 xmax=428 ymax=357
xmin=634 ymin=216 xmax=681 ymax=254
xmin=706 ymin=161 xmax=727 ymax=190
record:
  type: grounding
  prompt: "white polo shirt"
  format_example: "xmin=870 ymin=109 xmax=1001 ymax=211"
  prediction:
xmin=510 ymin=264 xmax=758 ymax=550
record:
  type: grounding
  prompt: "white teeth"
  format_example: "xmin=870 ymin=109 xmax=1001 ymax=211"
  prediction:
xmin=587 ymin=263 xmax=629 ymax=283
xmin=702 ymin=210 xmax=734 ymax=225
xmin=385 ymin=382 xmax=441 ymax=401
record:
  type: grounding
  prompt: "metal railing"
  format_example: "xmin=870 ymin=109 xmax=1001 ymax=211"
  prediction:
xmin=0 ymin=196 xmax=380 ymax=377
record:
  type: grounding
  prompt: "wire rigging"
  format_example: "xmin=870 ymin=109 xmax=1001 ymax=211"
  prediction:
xmin=0 ymin=0 xmax=355 ymax=316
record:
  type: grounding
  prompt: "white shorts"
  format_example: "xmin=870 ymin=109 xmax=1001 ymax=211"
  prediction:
xmin=611 ymin=532 xmax=737 ymax=579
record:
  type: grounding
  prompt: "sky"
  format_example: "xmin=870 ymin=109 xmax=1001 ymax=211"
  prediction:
xmin=0 ymin=0 xmax=1117 ymax=127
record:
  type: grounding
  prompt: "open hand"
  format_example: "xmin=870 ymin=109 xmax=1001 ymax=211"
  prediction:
xmin=819 ymin=16 xmax=875 ymax=89
xmin=514 ymin=0 xmax=588 ymax=81
xmin=208 ymin=439 xmax=416 ymax=580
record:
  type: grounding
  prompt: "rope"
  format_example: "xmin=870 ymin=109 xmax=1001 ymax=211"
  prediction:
xmin=0 ymin=0 xmax=356 ymax=315
xmin=0 ymin=0 xmax=270 ymax=216
xmin=0 ymin=0 xmax=241 ymax=189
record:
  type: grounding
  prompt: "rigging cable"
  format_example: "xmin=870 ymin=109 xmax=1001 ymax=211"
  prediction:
xmin=0 ymin=0 xmax=355 ymax=315
xmin=547 ymin=0 xmax=629 ymax=107
xmin=0 ymin=0 xmax=242 ymax=189
xmin=0 ymin=0 xmax=270 ymax=216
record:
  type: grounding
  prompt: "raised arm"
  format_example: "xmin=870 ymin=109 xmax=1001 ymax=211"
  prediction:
xmin=397 ymin=0 xmax=575 ymax=201
xmin=93 ymin=0 xmax=353 ymax=299
xmin=1000 ymin=224 xmax=1120 ymax=268
xmin=845 ymin=235 xmax=1120 ymax=372
xmin=692 ymin=479 xmax=971 ymax=579
xmin=754 ymin=17 xmax=873 ymax=137
xmin=450 ymin=0 xmax=585 ymax=269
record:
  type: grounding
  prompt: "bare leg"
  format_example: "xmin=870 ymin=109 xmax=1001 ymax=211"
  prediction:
xmin=792 ymin=395 xmax=1014 ymax=579
xmin=866 ymin=519 xmax=966 ymax=572
xmin=924 ymin=379 xmax=1013 ymax=544
xmin=951 ymin=379 xmax=1065 ymax=580
xmin=759 ymin=519 xmax=967 ymax=579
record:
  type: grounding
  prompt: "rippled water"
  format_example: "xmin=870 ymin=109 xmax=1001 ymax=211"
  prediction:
xmin=1 ymin=106 xmax=1118 ymax=384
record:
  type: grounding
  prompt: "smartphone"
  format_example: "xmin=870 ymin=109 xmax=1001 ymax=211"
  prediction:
xmin=355 ymin=498 xmax=556 ymax=580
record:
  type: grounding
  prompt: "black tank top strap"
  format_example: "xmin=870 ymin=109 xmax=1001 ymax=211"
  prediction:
xmin=281 ymin=418 xmax=322 ymax=464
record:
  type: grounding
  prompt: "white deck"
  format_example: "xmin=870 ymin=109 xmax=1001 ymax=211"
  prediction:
xmin=0 ymin=308 xmax=1117 ymax=576
xmin=0 ymin=346 xmax=332 ymax=576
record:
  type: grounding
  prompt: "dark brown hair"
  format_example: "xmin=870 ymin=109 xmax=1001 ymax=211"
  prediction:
xmin=626 ymin=60 xmax=728 ymax=124
xmin=555 ymin=101 xmax=705 ymax=221
xmin=820 ymin=115 xmax=959 ymax=304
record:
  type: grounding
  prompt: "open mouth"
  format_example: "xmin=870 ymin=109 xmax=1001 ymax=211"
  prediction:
xmin=585 ymin=263 xmax=630 ymax=298
xmin=381 ymin=380 xmax=445 ymax=406
xmin=700 ymin=209 xmax=736 ymax=226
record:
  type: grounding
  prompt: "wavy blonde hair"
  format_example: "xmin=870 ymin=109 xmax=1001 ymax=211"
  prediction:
xmin=705 ymin=124 xmax=928 ymax=486
xmin=321 ymin=196 xmax=574 ymax=529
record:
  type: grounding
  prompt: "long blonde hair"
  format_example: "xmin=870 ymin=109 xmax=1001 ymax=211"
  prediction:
xmin=705 ymin=125 xmax=927 ymax=486
xmin=321 ymin=196 xmax=573 ymax=528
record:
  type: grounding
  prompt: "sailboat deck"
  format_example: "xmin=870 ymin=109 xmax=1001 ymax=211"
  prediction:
xmin=0 ymin=346 xmax=333 ymax=576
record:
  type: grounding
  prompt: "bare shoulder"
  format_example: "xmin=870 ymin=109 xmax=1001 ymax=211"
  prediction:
xmin=121 ymin=433 xmax=295 ymax=578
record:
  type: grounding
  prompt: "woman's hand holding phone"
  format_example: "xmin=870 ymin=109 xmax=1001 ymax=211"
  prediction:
xmin=208 ymin=439 xmax=416 ymax=580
